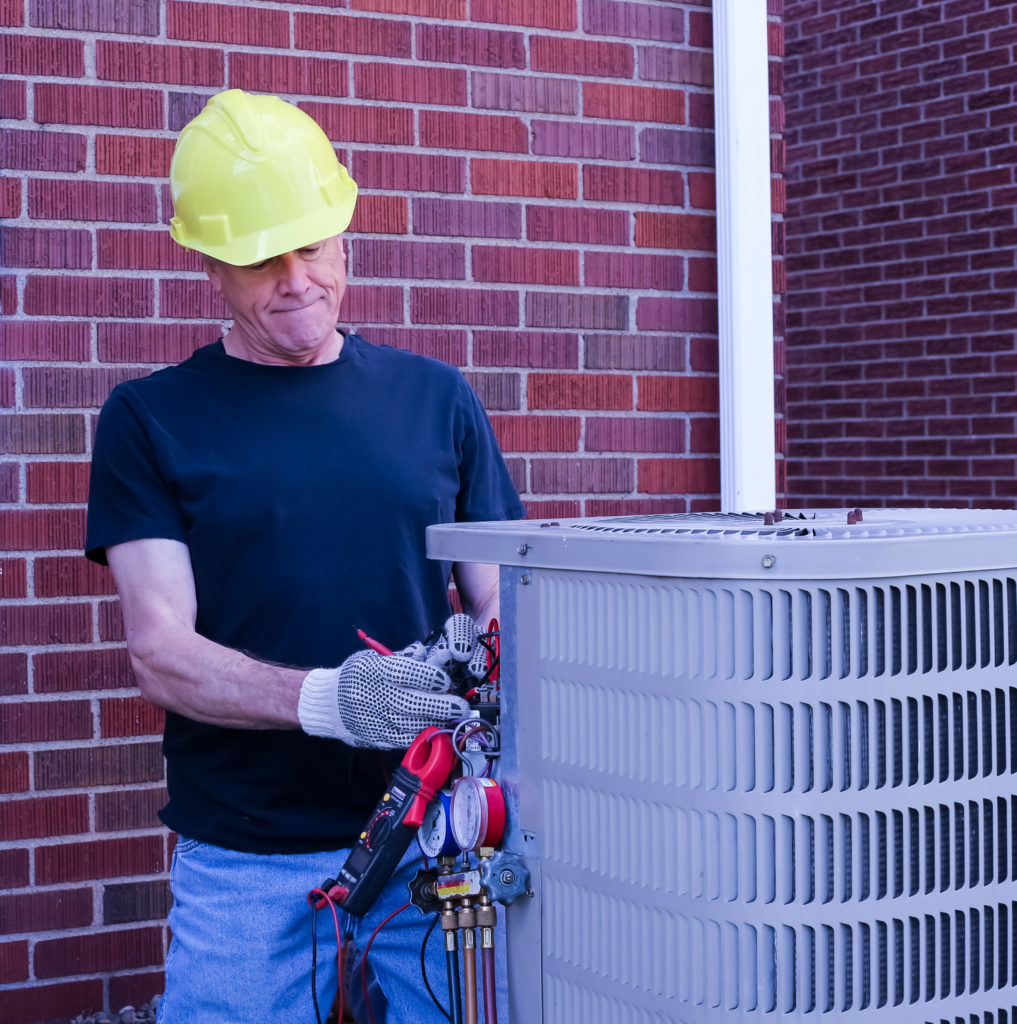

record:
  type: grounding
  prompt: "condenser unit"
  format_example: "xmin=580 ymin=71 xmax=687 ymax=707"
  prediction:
xmin=427 ymin=508 xmax=1017 ymax=1024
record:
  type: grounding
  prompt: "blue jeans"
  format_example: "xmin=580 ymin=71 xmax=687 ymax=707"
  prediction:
xmin=156 ymin=838 xmax=465 ymax=1024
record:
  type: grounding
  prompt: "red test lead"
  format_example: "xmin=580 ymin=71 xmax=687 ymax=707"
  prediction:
xmin=357 ymin=628 xmax=394 ymax=656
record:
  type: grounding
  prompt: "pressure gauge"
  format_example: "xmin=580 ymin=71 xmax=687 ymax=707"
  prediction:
xmin=417 ymin=790 xmax=459 ymax=859
xmin=450 ymin=776 xmax=505 ymax=853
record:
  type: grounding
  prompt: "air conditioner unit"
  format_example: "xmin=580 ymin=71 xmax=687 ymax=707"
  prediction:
xmin=427 ymin=508 xmax=1017 ymax=1024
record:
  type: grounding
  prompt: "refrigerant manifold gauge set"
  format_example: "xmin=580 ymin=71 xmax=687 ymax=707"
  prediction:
xmin=307 ymin=618 xmax=528 ymax=1024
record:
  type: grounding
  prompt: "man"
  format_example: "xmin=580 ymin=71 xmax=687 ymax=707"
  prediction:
xmin=85 ymin=90 xmax=524 ymax=1023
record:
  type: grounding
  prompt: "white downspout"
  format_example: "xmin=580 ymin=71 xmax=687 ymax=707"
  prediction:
xmin=712 ymin=0 xmax=776 ymax=513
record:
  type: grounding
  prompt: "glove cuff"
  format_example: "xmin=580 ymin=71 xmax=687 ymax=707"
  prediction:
xmin=298 ymin=668 xmax=359 ymax=746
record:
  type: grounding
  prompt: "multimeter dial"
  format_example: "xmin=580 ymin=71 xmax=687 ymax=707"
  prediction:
xmin=450 ymin=777 xmax=505 ymax=853
xmin=417 ymin=789 xmax=459 ymax=858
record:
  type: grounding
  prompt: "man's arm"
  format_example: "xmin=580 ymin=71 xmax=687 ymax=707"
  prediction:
xmin=107 ymin=537 xmax=305 ymax=730
xmin=452 ymin=561 xmax=500 ymax=627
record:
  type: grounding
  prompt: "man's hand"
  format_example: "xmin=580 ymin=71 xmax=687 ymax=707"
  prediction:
xmin=421 ymin=613 xmax=490 ymax=690
xmin=297 ymin=649 xmax=470 ymax=749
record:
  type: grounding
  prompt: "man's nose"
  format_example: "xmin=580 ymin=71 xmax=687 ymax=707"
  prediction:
xmin=276 ymin=251 xmax=311 ymax=291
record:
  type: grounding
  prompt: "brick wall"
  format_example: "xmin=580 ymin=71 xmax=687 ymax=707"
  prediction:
xmin=783 ymin=0 xmax=1017 ymax=508
xmin=0 ymin=1 xmax=784 ymax=1020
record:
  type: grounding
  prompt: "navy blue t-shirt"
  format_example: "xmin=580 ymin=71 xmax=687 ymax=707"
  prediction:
xmin=86 ymin=333 xmax=524 ymax=852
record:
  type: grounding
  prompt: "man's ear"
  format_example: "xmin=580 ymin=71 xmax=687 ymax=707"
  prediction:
xmin=202 ymin=255 xmax=224 ymax=294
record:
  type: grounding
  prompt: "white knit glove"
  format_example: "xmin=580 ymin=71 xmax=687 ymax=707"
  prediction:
xmin=423 ymin=613 xmax=490 ymax=684
xmin=297 ymin=649 xmax=470 ymax=749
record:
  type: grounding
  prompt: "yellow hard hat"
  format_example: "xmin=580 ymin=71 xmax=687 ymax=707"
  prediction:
xmin=168 ymin=89 xmax=358 ymax=266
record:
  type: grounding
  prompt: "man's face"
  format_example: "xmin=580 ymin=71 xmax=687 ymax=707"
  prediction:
xmin=203 ymin=235 xmax=348 ymax=366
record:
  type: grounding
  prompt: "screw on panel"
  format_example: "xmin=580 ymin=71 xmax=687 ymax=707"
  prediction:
xmin=520 ymin=573 xmax=531 ymax=585
xmin=761 ymin=554 xmax=776 ymax=569
xmin=517 ymin=543 xmax=530 ymax=555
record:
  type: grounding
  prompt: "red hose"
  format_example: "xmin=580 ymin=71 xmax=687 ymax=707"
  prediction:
xmin=481 ymin=944 xmax=498 ymax=1024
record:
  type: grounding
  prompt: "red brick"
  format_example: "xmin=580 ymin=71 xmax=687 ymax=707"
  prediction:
xmin=354 ymin=151 xmax=465 ymax=194
xmin=1 ymin=320 xmax=90 ymax=361
xmin=0 ymin=752 xmax=29 ymax=794
xmin=529 ymin=373 xmax=632 ymax=410
xmin=352 ymin=0 xmax=464 ymax=13
xmin=97 ymin=228 xmax=198 ymax=271
xmin=0 ymin=980 xmax=105 ymax=1024
xmin=1 ymin=0 xmax=22 ymax=25
xmin=0 ymin=274 xmax=17 ymax=314
xmin=0 ymin=227 xmax=91 ymax=269
xmin=301 ymin=101 xmax=413 ymax=146
xmin=168 ymin=0 xmax=287 ymax=44
xmin=295 ymin=12 xmax=412 ymax=57
xmin=0 ymin=940 xmax=28 ymax=984
xmin=472 ymin=71 xmax=578 ymax=114
xmin=352 ymin=239 xmax=465 ymax=281
xmin=365 ymin=328 xmax=467 ymax=364
xmin=341 ymin=284 xmax=404 ymax=324
xmin=34 ymin=647 xmax=134 ymax=694
xmin=688 ymin=257 xmax=716 ymax=293
xmin=103 ymin=879 xmax=172 ymax=925
xmin=0 ymin=888 xmax=93 ymax=934
xmin=532 ymin=458 xmax=633 ymax=493
xmin=96 ymin=787 xmax=167 ymax=832
xmin=412 ymin=198 xmax=521 ymax=238
xmin=587 ymin=417 xmax=686 ymax=453
xmin=0 ymin=795 xmax=89 ymax=841
xmin=585 ymin=0 xmax=683 ymax=42
xmin=490 ymin=415 xmax=580 ymax=452
xmin=24 ymin=275 xmax=153 ymax=318
xmin=36 ymin=926 xmax=163 ymax=978
xmin=464 ymin=371 xmax=520 ymax=410
xmin=639 ymin=45 xmax=712 ymax=86
xmin=31 ymin=0 xmax=159 ymax=33
xmin=354 ymin=61 xmax=465 ymax=106
xmin=96 ymin=133 xmax=174 ymax=176
xmin=229 ymin=52 xmax=348 ymax=96
xmin=525 ymin=292 xmax=628 ymax=330
xmin=1 ymin=128 xmax=86 ymax=171
xmin=638 ymin=457 xmax=720 ymax=494
xmin=0 ymin=176 xmax=20 ymax=218
xmin=636 ymin=212 xmax=715 ymax=250
xmin=35 ymin=743 xmax=164 ymax=790
xmin=640 ymin=127 xmax=712 ymax=166
xmin=586 ymin=252 xmax=683 ymax=291
xmin=158 ymin=278 xmax=225 ymax=320
xmin=584 ymin=82 xmax=684 ymax=124
xmin=36 ymin=83 xmax=162 ymax=128
xmin=0 ymin=415 xmax=86 ymax=455
xmin=0 ymin=78 xmax=26 ymax=118
xmin=473 ymin=246 xmax=579 ymax=286
xmin=0 ymin=654 xmax=28 ymax=697
xmin=97 ymin=322 xmax=217 ymax=364
xmin=29 ymin=178 xmax=157 ymax=223
xmin=472 ymin=0 xmax=575 ymax=29
xmin=0 ymin=32 xmax=83 ymax=76
xmin=0 ymin=603 xmax=90 ymax=645
xmin=34 ymin=555 xmax=116 ymax=597
xmin=584 ymin=164 xmax=684 ymax=205
xmin=110 ymin=973 xmax=167 ymax=1016
xmin=0 ymin=557 xmax=27 ymax=598
xmin=420 ymin=110 xmax=528 ymax=153
xmin=26 ymin=461 xmax=91 ymax=503
xmin=531 ymin=35 xmax=633 ymax=77
xmin=101 ymin=696 xmax=165 ymax=738
xmin=522 ymin=499 xmax=581 ymax=518
xmin=347 ymin=194 xmax=409 ymax=235
xmin=472 ymin=158 xmax=578 ymax=199
xmin=586 ymin=497 xmax=687 ymax=516
xmin=527 ymin=205 xmax=629 ymax=245
xmin=474 ymin=330 xmax=578 ymax=368
xmin=533 ymin=119 xmax=635 ymax=160
xmin=36 ymin=835 xmax=165 ymax=885
xmin=0 ymin=700 xmax=93 ymax=744
xmin=637 ymin=297 xmax=718 ymax=333
xmin=97 ymin=39 xmax=223 ymax=85
xmin=688 ymin=172 xmax=716 ymax=210
xmin=411 ymin=287 xmax=519 ymax=326
xmin=417 ymin=23 xmax=525 ymax=68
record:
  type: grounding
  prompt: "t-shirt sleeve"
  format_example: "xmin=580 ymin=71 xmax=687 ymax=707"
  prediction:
xmin=454 ymin=375 xmax=526 ymax=524
xmin=85 ymin=387 xmax=189 ymax=565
